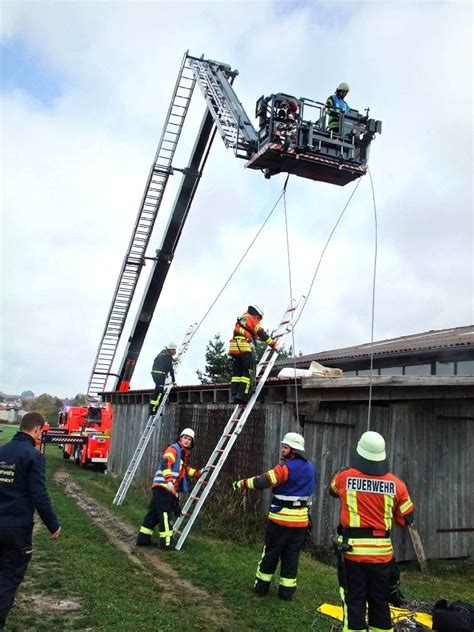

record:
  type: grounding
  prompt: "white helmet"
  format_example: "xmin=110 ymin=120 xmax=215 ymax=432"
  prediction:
xmin=281 ymin=432 xmax=305 ymax=452
xmin=356 ymin=431 xmax=386 ymax=462
xmin=179 ymin=428 xmax=195 ymax=440
xmin=248 ymin=304 xmax=264 ymax=318
xmin=167 ymin=342 xmax=178 ymax=350
xmin=337 ymin=82 xmax=350 ymax=92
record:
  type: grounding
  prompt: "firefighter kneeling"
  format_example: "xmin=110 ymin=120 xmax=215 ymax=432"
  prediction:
xmin=330 ymin=431 xmax=414 ymax=632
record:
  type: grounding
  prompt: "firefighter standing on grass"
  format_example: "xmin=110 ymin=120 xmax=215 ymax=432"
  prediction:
xmin=330 ymin=431 xmax=414 ymax=632
xmin=136 ymin=428 xmax=203 ymax=549
xmin=149 ymin=342 xmax=177 ymax=415
xmin=232 ymin=432 xmax=316 ymax=601
xmin=0 ymin=413 xmax=61 ymax=632
xmin=228 ymin=305 xmax=276 ymax=405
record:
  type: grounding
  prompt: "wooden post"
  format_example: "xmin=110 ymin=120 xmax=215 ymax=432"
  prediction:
xmin=408 ymin=525 xmax=428 ymax=573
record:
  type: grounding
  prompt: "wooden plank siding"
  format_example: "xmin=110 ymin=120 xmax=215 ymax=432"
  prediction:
xmin=106 ymin=385 xmax=473 ymax=561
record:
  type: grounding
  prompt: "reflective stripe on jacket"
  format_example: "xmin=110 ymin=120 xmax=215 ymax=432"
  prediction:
xmin=331 ymin=467 xmax=414 ymax=563
xmin=151 ymin=348 xmax=175 ymax=382
xmin=242 ymin=456 xmax=316 ymax=528
xmin=269 ymin=458 xmax=317 ymax=527
xmin=326 ymin=94 xmax=350 ymax=129
xmin=228 ymin=312 xmax=273 ymax=355
xmin=152 ymin=442 xmax=200 ymax=495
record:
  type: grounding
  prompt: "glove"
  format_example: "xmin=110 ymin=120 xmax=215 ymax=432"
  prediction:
xmin=232 ymin=480 xmax=244 ymax=490
xmin=166 ymin=481 xmax=174 ymax=493
xmin=270 ymin=341 xmax=277 ymax=350
xmin=201 ymin=466 xmax=210 ymax=475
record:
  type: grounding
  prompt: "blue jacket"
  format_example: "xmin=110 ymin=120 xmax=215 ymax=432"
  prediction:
xmin=0 ymin=432 xmax=60 ymax=533
xmin=273 ymin=457 xmax=317 ymax=501
xmin=152 ymin=442 xmax=190 ymax=494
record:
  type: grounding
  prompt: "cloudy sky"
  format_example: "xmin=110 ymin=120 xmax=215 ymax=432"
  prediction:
xmin=1 ymin=0 xmax=472 ymax=398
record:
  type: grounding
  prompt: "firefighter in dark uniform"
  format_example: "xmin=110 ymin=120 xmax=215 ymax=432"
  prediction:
xmin=232 ymin=432 xmax=316 ymax=601
xmin=136 ymin=428 xmax=203 ymax=549
xmin=330 ymin=430 xmax=414 ymax=632
xmin=149 ymin=342 xmax=177 ymax=415
xmin=0 ymin=413 xmax=61 ymax=631
xmin=228 ymin=305 xmax=276 ymax=404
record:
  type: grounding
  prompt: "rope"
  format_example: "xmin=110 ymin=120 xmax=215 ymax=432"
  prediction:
xmin=293 ymin=178 xmax=362 ymax=329
xmin=366 ymin=167 xmax=378 ymax=430
xmin=189 ymin=182 xmax=287 ymax=343
xmin=282 ymin=182 xmax=300 ymax=426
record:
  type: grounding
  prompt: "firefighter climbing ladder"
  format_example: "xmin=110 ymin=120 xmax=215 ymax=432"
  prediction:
xmin=112 ymin=324 xmax=195 ymax=506
xmin=86 ymin=53 xmax=197 ymax=402
xmin=173 ymin=298 xmax=304 ymax=550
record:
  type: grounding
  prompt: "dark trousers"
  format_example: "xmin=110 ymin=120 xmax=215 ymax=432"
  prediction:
xmin=255 ymin=521 xmax=306 ymax=600
xmin=0 ymin=526 xmax=33 ymax=627
xmin=338 ymin=557 xmax=392 ymax=631
xmin=230 ymin=353 xmax=253 ymax=402
xmin=137 ymin=487 xmax=176 ymax=549
xmin=150 ymin=376 xmax=165 ymax=413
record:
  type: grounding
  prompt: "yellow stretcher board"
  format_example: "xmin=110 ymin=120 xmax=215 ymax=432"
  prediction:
xmin=317 ymin=603 xmax=433 ymax=629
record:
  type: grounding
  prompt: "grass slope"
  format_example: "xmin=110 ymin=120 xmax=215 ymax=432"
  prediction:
xmin=1 ymin=424 xmax=473 ymax=631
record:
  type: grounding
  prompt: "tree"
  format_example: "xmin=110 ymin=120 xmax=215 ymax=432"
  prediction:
xmin=197 ymin=334 xmax=233 ymax=384
xmin=72 ymin=393 xmax=87 ymax=406
xmin=33 ymin=394 xmax=64 ymax=426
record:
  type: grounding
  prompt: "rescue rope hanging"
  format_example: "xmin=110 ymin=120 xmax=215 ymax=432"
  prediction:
xmin=366 ymin=167 xmax=379 ymax=430
xmin=188 ymin=181 xmax=288 ymax=343
xmin=282 ymin=178 xmax=301 ymax=426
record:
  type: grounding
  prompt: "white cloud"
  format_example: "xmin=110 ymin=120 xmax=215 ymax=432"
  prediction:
xmin=1 ymin=0 xmax=472 ymax=396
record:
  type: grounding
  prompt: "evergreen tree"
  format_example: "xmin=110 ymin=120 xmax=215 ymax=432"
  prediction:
xmin=197 ymin=334 xmax=233 ymax=384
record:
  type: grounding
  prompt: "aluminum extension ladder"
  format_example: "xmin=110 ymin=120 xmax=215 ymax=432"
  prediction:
xmin=86 ymin=53 xmax=197 ymax=402
xmin=187 ymin=56 xmax=258 ymax=159
xmin=173 ymin=298 xmax=304 ymax=550
xmin=112 ymin=324 xmax=195 ymax=506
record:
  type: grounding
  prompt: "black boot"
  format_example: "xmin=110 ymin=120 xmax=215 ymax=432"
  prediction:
xmin=136 ymin=532 xmax=154 ymax=547
xmin=278 ymin=585 xmax=295 ymax=601
xmin=254 ymin=579 xmax=270 ymax=597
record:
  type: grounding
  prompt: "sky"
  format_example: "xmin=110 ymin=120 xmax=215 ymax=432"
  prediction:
xmin=1 ymin=0 xmax=472 ymax=398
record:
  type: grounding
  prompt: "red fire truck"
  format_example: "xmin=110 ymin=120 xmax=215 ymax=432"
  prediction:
xmin=57 ymin=403 xmax=113 ymax=468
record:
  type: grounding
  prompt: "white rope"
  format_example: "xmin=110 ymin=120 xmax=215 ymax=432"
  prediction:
xmin=282 ymin=183 xmax=300 ymax=426
xmin=189 ymin=184 xmax=287 ymax=343
xmin=366 ymin=167 xmax=378 ymax=430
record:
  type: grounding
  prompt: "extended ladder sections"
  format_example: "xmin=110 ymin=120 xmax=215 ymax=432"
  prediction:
xmin=187 ymin=56 xmax=258 ymax=159
xmin=86 ymin=53 xmax=197 ymax=402
xmin=112 ymin=324 xmax=195 ymax=506
xmin=173 ymin=298 xmax=304 ymax=550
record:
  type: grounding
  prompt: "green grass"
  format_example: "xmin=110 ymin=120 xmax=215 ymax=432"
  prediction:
xmin=1 ymin=424 xmax=473 ymax=631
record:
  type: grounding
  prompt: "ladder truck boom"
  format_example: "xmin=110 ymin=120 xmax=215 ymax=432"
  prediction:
xmin=87 ymin=52 xmax=382 ymax=394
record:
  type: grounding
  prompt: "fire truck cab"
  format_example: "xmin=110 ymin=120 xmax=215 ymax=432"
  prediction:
xmin=58 ymin=403 xmax=113 ymax=467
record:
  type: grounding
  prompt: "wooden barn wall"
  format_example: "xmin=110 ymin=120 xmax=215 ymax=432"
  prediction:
xmin=108 ymin=397 xmax=473 ymax=561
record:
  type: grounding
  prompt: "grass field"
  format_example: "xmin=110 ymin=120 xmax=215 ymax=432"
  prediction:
xmin=1 ymin=423 xmax=473 ymax=631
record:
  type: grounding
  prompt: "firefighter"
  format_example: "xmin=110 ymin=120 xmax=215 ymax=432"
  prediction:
xmin=149 ymin=342 xmax=177 ymax=415
xmin=228 ymin=305 xmax=276 ymax=405
xmin=326 ymin=82 xmax=350 ymax=134
xmin=329 ymin=430 xmax=414 ymax=632
xmin=232 ymin=432 xmax=316 ymax=601
xmin=0 ymin=413 xmax=61 ymax=631
xmin=136 ymin=428 xmax=203 ymax=549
